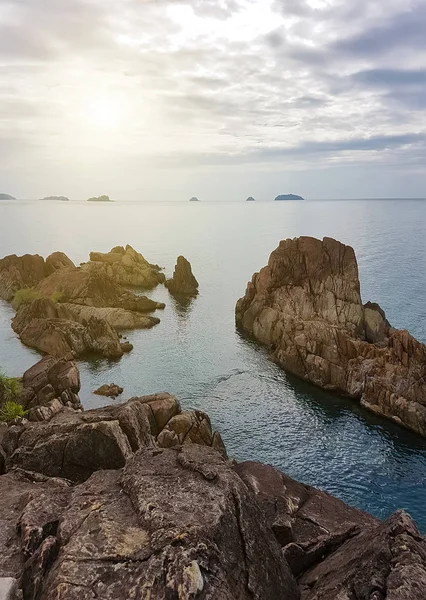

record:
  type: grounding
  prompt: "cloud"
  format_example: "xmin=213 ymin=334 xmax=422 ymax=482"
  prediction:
xmin=0 ymin=0 xmax=425 ymax=198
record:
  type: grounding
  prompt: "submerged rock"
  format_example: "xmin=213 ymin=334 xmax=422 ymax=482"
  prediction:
xmin=165 ymin=256 xmax=199 ymax=297
xmin=236 ymin=236 xmax=426 ymax=437
xmin=83 ymin=244 xmax=165 ymax=289
xmin=93 ymin=384 xmax=123 ymax=398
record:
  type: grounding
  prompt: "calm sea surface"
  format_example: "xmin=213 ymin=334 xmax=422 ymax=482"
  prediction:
xmin=1 ymin=199 xmax=426 ymax=529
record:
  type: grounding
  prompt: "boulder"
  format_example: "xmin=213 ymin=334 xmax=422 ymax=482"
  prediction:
xmin=165 ymin=255 xmax=199 ymax=297
xmin=36 ymin=268 xmax=164 ymax=312
xmin=93 ymin=383 xmax=123 ymax=398
xmin=45 ymin=252 xmax=75 ymax=275
xmin=83 ymin=245 xmax=165 ymax=288
xmin=236 ymin=236 xmax=426 ymax=437
xmin=12 ymin=298 xmax=124 ymax=359
xmin=0 ymin=254 xmax=47 ymax=301
xmin=60 ymin=303 xmax=160 ymax=330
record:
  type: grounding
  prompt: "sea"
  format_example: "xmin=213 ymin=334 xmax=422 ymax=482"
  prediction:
xmin=1 ymin=198 xmax=426 ymax=529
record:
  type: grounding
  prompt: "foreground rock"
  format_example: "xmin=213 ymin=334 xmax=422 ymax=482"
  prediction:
xmin=236 ymin=236 xmax=426 ymax=437
xmin=12 ymin=298 xmax=126 ymax=359
xmin=83 ymin=245 xmax=165 ymax=289
xmin=0 ymin=446 xmax=299 ymax=600
xmin=165 ymin=255 xmax=199 ymax=297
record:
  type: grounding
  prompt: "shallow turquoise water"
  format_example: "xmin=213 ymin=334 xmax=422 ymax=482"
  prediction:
xmin=1 ymin=199 xmax=426 ymax=529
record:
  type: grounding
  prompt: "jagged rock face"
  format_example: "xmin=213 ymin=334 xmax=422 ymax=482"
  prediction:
xmin=236 ymin=236 xmax=426 ymax=437
xmin=0 ymin=447 xmax=299 ymax=600
xmin=19 ymin=355 xmax=82 ymax=421
xmin=236 ymin=462 xmax=426 ymax=599
xmin=84 ymin=245 xmax=165 ymax=289
xmin=36 ymin=268 xmax=164 ymax=312
xmin=45 ymin=252 xmax=75 ymax=275
xmin=12 ymin=298 xmax=125 ymax=359
xmin=60 ymin=303 xmax=160 ymax=330
xmin=0 ymin=254 xmax=47 ymax=301
xmin=165 ymin=255 xmax=199 ymax=297
xmin=1 ymin=393 xmax=227 ymax=482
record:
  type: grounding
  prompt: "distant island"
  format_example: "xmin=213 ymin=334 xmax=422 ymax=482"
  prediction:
xmin=41 ymin=196 xmax=70 ymax=202
xmin=189 ymin=197 xmax=200 ymax=202
xmin=246 ymin=197 xmax=255 ymax=202
xmin=87 ymin=195 xmax=112 ymax=202
xmin=275 ymin=194 xmax=304 ymax=201
xmin=0 ymin=193 xmax=15 ymax=200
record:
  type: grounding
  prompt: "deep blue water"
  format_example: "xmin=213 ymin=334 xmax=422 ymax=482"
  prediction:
xmin=1 ymin=199 xmax=426 ymax=529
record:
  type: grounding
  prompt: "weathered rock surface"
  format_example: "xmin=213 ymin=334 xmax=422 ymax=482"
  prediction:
xmin=12 ymin=298 xmax=125 ymax=359
xmin=93 ymin=383 xmax=123 ymax=398
xmin=2 ymin=391 xmax=226 ymax=482
xmin=165 ymin=255 xmax=199 ymax=297
xmin=45 ymin=252 xmax=75 ymax=274
xmin=37 ymin=268 xmax=164 ymax=312
xmin=19 ymin=355 xmax=82 ymax=421
xmin=0 ymin=446 xmax=299 ymax=600
xmin=83 ymin=244 xmax=165 ymax=289
xmin=0 ymin=254 xmax=47 ymax=301
xmin=236 ymin=236 xmax=426 ymax=436
xmin=61 ymin=302 xmax=160 ymax=329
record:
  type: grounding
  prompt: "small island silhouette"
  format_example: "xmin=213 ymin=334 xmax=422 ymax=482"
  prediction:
xmin=0 ymin=193 xmax=15 ymax=200
xmin=41 ymin=196 xmax=70 ymax=201
xmin=189 ymin=197 xmax=200 ymax=202
xmin=275 ymin=194 xmax=304 ymax=201
xmin=246 ymin=197 xmax=255 ymax=202
xmin=87 ymin=195 xmax=113 ymax=202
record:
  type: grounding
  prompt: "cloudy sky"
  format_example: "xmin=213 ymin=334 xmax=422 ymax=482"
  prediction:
xmin=1 ymin=0 xmax=425 ymax=200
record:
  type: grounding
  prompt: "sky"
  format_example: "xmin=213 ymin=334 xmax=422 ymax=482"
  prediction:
xmin=1 ymin=0 xmax=425 ymax=200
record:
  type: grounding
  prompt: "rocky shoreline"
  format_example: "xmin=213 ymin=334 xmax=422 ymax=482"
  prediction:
xmin=236 ymin=236 xmax=426 ymax=437
xmin=1 ymin=356 xmax=425 ymax=599
xmin=0 ymin=246 xmax=197 ymax=360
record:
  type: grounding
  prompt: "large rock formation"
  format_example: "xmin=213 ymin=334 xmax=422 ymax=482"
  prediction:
xmin=82 ymin=245 xmax=165 ymax=289
xmin=0 ymin=254 xmax=47 ymax=301
xmin=12 ymin=298 xmax=127 ymax=359
xmin=45 ymin=252 xmax=75 ymax=274
xmin=165 ymin=256 xmax=199 ymax=297
xmin=36 ymin=268 xmax=163 ymax=312
xmin=236 ymin=236 xmax=426 ymax=437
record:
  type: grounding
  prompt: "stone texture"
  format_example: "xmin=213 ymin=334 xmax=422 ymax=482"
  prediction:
xmin=165 ymin=255 xmax=199 ymax=297
xmin=60 ymin=303 xmax=160 ymax=330
xmin=36 ymin=268 xmax=164 ymax=312
xmin=0 ymin=254 xmax=47 ymax=301
xmin=12 ymin=298 xmax=124 ymax=359
xmin=83 ymin=244 xmax=165 ymax=288
xmin=236 ymin=236 xmax=426 ymax=436
xmin=93 ymin=383 xmax=123 ymax=398
xmin=45 ymin=252 xmax=75 ymax=275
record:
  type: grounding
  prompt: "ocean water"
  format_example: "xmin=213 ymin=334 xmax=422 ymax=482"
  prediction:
xmin=1 ymin=199 xmax=426 ymax=529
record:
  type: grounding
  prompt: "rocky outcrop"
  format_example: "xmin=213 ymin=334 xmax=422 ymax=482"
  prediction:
xmin=36 ymin=268 xmax=164 ymax=312
xmin=82 ymin=245 xmax=165 ymax=289
xmin=236 ymin=236 xmax=426 ymax=437
xmin=45 ymin=252 xmax=75 ymax=274
xmin=60 ymin=303 xmax=160 ymax=329
xmin=275 ymin=194 xmax=304 ymax=200
xmin=165 ymin=256 xmax=199 ymax=297
xmin=19 ymin=355 xmax=82 ymax=422
xmin=12 ymin=298 xmax=126 ymax=359
xmin=93 ymin=383 xmax=123 ymax=398
xmin=0 ymin=193 xmax=15 ymax=200
xmin=87 ymin=195 xmax=111 ymax=202
xmin=0 ymin=446 xmax=299 ymax=600
xmin=0 ymin=254 xmax=47 ymax=301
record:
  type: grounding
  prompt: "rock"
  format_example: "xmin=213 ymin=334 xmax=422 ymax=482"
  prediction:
xmin=157 ymin=409 xmax=227 ymax=455
xmin=120 ymin=341 xmax=133 ymax=353
xmin=2 ymin=392 xmax=224 ymax=482
xmin=275 ymin=194 xmax=304 ymax=200
xmin=2 ymin=446 xmax=298 ymax=600
xmin=84 ymin=245 xmax=165 ymax=289
xmin=165 ymin=256 xmax=199 ymax=297
xmin=12 ymin=298 xmax=124 ymax=359
xmin=299 ymin=510 xmax=426 ymax=600
xmin=40 ymin=196 xmax=69 ymax=201
xmin=60 ymin=303 xmax=160 ymax=330
xmin=36 ymin=268 xmax=164 ymax=312
xmin=0 ymin=193 xmax=15 ymax=200
xmin=246 ymin=196 xmax=256 ymax=201
xmin=93 ymin=384 xmax=123 ymax=398
xmin=0 ymin=577 xmax=18 ymax=599
xmin=189 ymin=196 xmax=200 ymax=201
xmin=87 ymin=195 xmax=111 ymax=202
xmin=0 ymin=254 xmax=47 ymax=301
xmin=236 ymin=236 xmax=426 ymax=437
xmin=20 ymin=355 xmax=81 ymax=421
xmin=45 ymin=252 xmax=75 ymax=274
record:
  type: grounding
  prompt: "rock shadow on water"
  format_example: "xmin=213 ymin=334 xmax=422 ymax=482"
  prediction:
xmin=170 ymin=292 xmax=196 ymax=318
